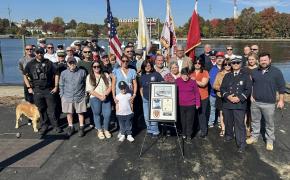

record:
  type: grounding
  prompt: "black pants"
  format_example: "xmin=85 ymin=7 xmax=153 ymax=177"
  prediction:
xmin=24 ymin=85 xmax=34 ymax=103
xmin=180 ymin=105 xmax=196 ymax=137
xmin=223 ymin=109 xmax=246 ymax=149
xmin=33 ymin=89 xmax=58 ymax=129
xmin=198 ymin=98 xmax=209 ymax=136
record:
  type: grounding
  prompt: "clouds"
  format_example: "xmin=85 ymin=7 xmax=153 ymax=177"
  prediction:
xmin=223 ymin=0 xmax=290 ymax=8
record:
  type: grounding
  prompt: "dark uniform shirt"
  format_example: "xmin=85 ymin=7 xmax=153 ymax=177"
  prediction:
xmin=220 ymin=70 xmax=252 ymax=110
xmin=24 ymin=58 xmax=57 ymax=90
xmin=54 ymin=61 xmax=67 ymax=75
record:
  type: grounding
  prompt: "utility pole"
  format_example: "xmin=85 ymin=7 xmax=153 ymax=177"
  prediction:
xmin=8 ymin=6 xmax=12 ymax=28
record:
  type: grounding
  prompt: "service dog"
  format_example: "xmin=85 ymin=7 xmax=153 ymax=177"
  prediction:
xmin=15 ymin=102 xmax=40 ymax=132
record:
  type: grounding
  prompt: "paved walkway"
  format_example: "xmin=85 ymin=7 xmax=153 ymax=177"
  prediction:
xmin=0 ymin=103 xmax=290 ymax=179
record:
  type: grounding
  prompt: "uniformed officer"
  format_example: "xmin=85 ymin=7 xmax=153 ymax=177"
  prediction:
xmin=220 ymin=57 xmax=252 ymax=153
xmin=23 ymin=47 xmax=61 ymax=135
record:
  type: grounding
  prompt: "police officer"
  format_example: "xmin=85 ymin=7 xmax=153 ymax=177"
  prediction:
xmin=220 ymin=57 xmax=252 ymax=153
xmin=23 ymin=47 xmax=61 ymax=135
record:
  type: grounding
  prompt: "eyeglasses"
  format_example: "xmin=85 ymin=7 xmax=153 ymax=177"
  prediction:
xmin=122 ymin=60 xmax=129 ymax=63
xmin=83 ymin=51 xmax=91 ymax=54
xmin=231 ymin=62 xmax=241 ymax=65
xmin=126 ymin=51 xmax=133 ymax=53
xmin=194 ymin=62 xmax=201 ymax=65
xmin=224 ymin=63 xmax=231 ymax=66
xmin=68 ymin=61 xmax=76 ymax=65
xmin=251 ymin=49 xmax=258 ymax=51
xmin=227 ymin=49 xmax=233 ymax=51
xmin=93 ymin=65 xmax=100 ymax=69
xmin=26 ymin=48 xmax=33 ymax=51
xmin=47 ymin=47 xmax=54 ymax=49
xmin=36 ymin=52 xmax=44 ymax=55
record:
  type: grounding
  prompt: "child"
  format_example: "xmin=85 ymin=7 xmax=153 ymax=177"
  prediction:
xmin=115 ymin=81 xmax=134 ymax=142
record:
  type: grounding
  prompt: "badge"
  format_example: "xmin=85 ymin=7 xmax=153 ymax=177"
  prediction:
xmin=153 ymin=110 xmax=160 ymax=118
xmin=240 ymin=81 xmax=243 ymax=85
xmin=151 ymin=76 xmax=156 ymax=82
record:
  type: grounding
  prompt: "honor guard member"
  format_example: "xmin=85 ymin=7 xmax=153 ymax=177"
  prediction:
xmin=23 ymin=47 xmax=61 ymax=135
xmin=220 ymin=56 xmax=252 ymax=153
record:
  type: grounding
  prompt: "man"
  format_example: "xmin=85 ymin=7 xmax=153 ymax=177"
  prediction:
xmin=55 ymin=50 xmax=67 ymax=74
xmin=135 ymin=49 xmax=144 ymax=75
xmin=220 ymin=57 xmax=252 ymax=153
xmin=73 ymin=40 xmax=82 ymax=58
xmin=250 ymin=44 xmax=259 ymax=54
xmin=225 ymin=45 xmax=235 ymax=60
xmin=124 ymin=46 xmax=136 ymax=70
xmin=205 ymin=50 xmax=217 ymax=71
xmin=59 ymin=57 xmax=87 ymax=137
xmin=37 ymin=38 xmax=46 ymax=49
xmin=91 ymin=38 xmax=105 ymax=54
xmin=242 ymin=45 xmax=251 ymax=67
xmin=65 ymin=46 xmax=80 ymax=62
xmin=155 ymin=54 xmax=170 ymax=78
xmin=170 ymin=45 xmax=192 ymax=72
xmin=18 ymin=44 xmax=35 ymax=103
xmin=44 ymin=43 xmax=57 ymax=63
xmin=208 ymin=51 xmax=224 ymax=128
xmin=247 ymin=52 xmax=285 ymax=151
xmin=77 ymin=46 xmax=93 ymax=75
xmin=199 ymin=44 xmax=212 ymax=71
xmin=101 ymin=53 xmax=113 ymax=74
xmin=23 ymin=48 xmax=61 ymax=135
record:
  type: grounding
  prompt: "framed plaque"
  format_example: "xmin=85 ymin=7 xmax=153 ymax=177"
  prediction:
xmin=149 ymin=82 xmax=177 ymax=122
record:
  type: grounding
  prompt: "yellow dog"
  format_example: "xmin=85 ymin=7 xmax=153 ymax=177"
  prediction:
xmin=15 ymin=102 xmax=40 ymax=132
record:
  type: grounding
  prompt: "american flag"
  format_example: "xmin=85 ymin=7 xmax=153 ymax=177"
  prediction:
xmin=107 ymin=0 xmax=122 ymax=65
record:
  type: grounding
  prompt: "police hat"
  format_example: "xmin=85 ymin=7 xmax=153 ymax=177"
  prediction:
xmin=56 ymin=50 xmax=66 ymax=56
xmin=35 ymin=47 xmax=45 ymax=54
xmin=231 ymin=56 xmax=242 ymax=63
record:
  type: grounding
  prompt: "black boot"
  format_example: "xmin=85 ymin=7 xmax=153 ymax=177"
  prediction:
xmin=78 ymin=126 xmax=85 ymax=137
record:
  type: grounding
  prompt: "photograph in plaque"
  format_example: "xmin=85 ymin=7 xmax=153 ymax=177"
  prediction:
xmin=149 ymin=82 xmax=177 ymax=122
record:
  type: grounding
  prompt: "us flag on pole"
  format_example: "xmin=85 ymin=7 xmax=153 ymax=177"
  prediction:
xmin=107 ymin=0 xmax=122 ymax=65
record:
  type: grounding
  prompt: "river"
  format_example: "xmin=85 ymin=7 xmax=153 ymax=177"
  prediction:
xmin=0 ymin=38 xmax=289 ymax=84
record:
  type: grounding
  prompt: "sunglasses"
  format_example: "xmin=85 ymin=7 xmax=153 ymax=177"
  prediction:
xmin=47 ymin=47 xmax=54 ymax=49
xmin=122 ymin=60 xmax=129 ymax=63
xmin=66 ymin=50 xmax=73 ymax=52
xmin=126 ymin=51 xmax=133 ymax=53
xmin=68 ymin=61 xmax=76 ymax=64
xmin=194 ymin=62 xmax=201 ymax=65
xmin=224 ymin=63 xmax=231 ymax=66
xmin=227 ymin=49 xmax=233 ymax=51
xmin=26 ymin=48 xmax=33 ymax=50
xmin=93 ymin=65 xmax=100 ymax=69
xmin=251 ymin=49 xmax=258 ymax=51
xmin=231 ymin=62 xmax=241 ymax=65
xmin=36 ymin=52 xmax=44 ymax=55
xmin=83 ymin=51 xmax=91 ymax=54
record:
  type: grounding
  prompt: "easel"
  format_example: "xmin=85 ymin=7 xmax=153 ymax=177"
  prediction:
xmin=139 ymin=121 xmax=184 ymax=159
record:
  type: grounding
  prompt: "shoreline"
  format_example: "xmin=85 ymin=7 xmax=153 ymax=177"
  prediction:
xmin=1 ymin=36 xmax=290 ymax=42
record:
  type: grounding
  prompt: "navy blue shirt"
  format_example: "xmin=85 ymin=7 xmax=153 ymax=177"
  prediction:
xmin=140 ymin=72 xmax=164 ymax=100
xmin=252 ymin=66 xmax=285 ymax=103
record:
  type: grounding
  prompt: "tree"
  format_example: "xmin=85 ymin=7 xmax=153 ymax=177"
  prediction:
xmin=104 ymin=17 xmax=119 ymax=27
xmin=274 ymin=13 xmax=290 ymax=38
xmin=235 ymin=7 xmax=258 ymax=38
xmin=34 ymin=19 xmax=45 ymax=27
xmin=52 ymin=17 xmax=65 ymax=26
xmin=76 ymin=23 xmax=90 ymax=37
xmin=258 ymin=7 xmax=278 ymax=38
xmin=66 ymin=19 xmax=77 ymax=29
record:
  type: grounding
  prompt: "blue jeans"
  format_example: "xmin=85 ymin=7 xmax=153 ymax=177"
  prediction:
xmin=89 ymin=97 xmax=111 ymax=130
xmin=208 ymin=96 xmax=216 ymax=126
xmin=117 ymin=113 xmax=133 ymax=135
xmin=142 ymin=98 xmax=159 ymax=135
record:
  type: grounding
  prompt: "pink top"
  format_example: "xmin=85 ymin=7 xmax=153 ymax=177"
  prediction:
xmin=176 ymin=77 xmax=201 ymax=107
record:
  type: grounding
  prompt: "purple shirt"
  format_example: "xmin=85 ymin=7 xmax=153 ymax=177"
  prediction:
xmin=176 ymin=77 xmax=200 ymax=107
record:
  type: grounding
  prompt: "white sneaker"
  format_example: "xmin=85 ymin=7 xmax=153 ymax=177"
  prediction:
xmin=127 ymin=135 xmax=134 ymax=142
xmin=117 ymin=132 xmax=121 ymax=139
xmin=118 ymin=135 xmax=125 ymax=142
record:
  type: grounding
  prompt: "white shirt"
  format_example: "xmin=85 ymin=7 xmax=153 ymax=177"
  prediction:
xmin=116 ymin=93 xmax=132 ymax=115
xmin=177 ymin=59 xmax=183 ymax=72
xmin=44 ymin=53 xmax=58 ymax=63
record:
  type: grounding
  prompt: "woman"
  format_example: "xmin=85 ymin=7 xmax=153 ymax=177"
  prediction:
xmin=112 ymin=55 xmax=137 ymax=137
xmin=86 ymin=61 xmax=112 ymax=140
xmin=140 ymin=59 xmax=164 ymax=136
xmin=190 ymin=58 xmax=210 ymax=138
xmin=213 ymin=58 xmax=232 ymax=137
xmin=176 ymin=68 xmax=200 ymax=143
xmin=164 ymin=61 xmax=180 ymax=83
xmin=246 ymin=52 xmax=258 ymax=74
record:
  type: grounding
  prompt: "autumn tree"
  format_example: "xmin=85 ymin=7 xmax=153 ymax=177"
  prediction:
xmin=259 ymin=7 xmax=278 ymax=38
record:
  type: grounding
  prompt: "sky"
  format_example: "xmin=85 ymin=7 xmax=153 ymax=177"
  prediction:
xmin=0 ymin=0 xmax=289 ymax=26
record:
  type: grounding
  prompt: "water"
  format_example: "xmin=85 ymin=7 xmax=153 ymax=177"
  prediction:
xmin=0 ymin=38 xmax=290 ymax=84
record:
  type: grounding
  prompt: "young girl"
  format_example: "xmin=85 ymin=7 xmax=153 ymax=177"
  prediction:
xmin=115 ymin=81 xmax=134 ymax=142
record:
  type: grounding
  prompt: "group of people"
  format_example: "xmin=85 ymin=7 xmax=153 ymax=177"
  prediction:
xmin=18 ymin=38 xmax=286 ymax=153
